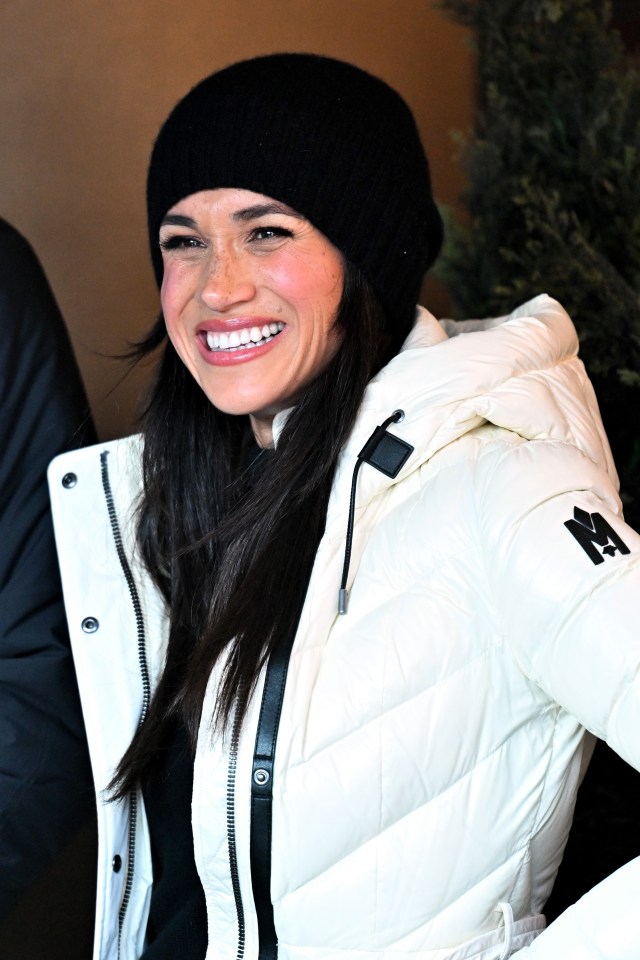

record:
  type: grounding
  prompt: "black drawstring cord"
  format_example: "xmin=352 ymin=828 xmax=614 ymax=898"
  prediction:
xmin=338 ymin=410 xmax=413 ymax=615
xmin=338 ymin=458 xmax=365 ymax=614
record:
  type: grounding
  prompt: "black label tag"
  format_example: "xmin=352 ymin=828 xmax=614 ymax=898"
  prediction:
xmin=358 ymin=428 xmax=414 ymax=479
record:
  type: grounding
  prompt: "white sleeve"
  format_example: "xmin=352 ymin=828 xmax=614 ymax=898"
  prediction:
xmin=478 ymin=441 xmax=640 ymax=960
xmin=476 ymin=438 xmax=640 ymax=958
xmin=478 ymin=437 xmax=640 ymax=772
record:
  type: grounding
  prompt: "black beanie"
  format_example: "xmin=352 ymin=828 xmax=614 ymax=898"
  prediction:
xmin=147 ymin=53 xmax=443 ymax=342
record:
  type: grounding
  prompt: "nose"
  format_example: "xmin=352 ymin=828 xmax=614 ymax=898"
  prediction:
xmin=200 ymin=248 xmax=256 ymax=311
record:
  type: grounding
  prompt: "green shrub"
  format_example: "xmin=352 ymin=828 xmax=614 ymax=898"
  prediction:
xmin=437 ymin=0 xmax=640 ymax=525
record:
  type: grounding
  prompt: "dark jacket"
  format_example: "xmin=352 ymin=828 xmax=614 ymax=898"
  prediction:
xmin=0 ymin=217 xmax=95 ymax=917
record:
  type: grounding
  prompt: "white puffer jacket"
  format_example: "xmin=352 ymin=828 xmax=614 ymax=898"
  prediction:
xmin=49 ymin=295 xmax=640 ymax=960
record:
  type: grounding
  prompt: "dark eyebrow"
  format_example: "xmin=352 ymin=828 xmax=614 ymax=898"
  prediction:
xmin=160 ymin=213 xmax=197 ymax=228
xmin=160 ymin=202 xmax=304 ymax=230
xmin=232 ymin=202 xmax=305 ymax=222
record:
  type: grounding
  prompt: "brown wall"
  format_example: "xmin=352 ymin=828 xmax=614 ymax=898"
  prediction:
xmin=0 ymin=0 xmax=473 ymax=440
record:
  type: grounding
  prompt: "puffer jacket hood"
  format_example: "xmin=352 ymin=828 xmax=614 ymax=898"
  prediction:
xmin=328 ymin=294 xmax=616 ymax=518
xmin=321 ymin=295 xmax=617 ymax=618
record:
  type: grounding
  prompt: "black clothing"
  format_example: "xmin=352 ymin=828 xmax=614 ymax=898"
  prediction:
xmin=0 ymin=218 xmax=95 ymax=917
xmin=141 ymin=721 xmax=208 ymax=959
xmin=140 ymin=438 xmax=271 ymax=957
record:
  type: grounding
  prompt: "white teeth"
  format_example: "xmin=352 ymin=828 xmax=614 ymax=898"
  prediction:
xmin=204 ymin=321 xmax=285 ymax=352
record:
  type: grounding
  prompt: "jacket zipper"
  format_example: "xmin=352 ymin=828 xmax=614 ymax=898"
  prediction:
xmin=227 ymin=705 xmax=247 ymax=959
xmin=100 ymin=451 xmax=151 ymax=959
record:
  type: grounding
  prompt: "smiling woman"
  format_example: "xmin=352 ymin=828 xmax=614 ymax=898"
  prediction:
xmin=48 ymin=52 xmax=640 ymax=960
xmin=159 ymin=188 xmax=344 ymax=446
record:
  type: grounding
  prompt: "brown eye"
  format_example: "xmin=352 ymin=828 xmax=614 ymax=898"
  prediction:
xmin=249 ymin=226 xmax=294 ymax=242
xmin=159 ymin=235 xmax=204 ymax=250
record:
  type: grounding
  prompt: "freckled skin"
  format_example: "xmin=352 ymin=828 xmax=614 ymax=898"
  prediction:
xmin=160 ymin=188 xmax=344 ymax=447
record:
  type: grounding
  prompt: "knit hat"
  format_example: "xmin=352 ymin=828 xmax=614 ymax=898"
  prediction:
xmin=147 ymin=53 xmax=443 ymax=342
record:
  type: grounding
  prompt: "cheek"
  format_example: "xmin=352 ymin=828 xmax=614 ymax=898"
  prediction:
xmin=268 ymin=252 xmax=343 ymax=323
xmin=160 ymin=278 xmax=192 ymax=373
xmin=160 ymin=268 xmax=190 ymax=344
xmin=160 ymin=267 xmax=179 ymax=321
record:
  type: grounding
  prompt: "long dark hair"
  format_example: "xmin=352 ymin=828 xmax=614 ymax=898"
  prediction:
xmin=110 ymin=262 xmax=390 ymax=799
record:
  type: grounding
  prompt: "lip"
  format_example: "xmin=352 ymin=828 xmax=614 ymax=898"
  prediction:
xmin=195 ymin=318 xmax=287 ymax=366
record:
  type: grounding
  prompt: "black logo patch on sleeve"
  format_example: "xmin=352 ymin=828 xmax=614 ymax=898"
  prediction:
xmin=564 ymin=507 xmax=631 ymax=565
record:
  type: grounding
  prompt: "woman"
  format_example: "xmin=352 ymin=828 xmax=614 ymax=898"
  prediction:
xmin=48 ymin=54 xmax=640 ymax=960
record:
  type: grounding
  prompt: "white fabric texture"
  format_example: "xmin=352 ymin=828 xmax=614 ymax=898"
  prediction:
xmin=48 ymin=295 xmax=640 ymax=960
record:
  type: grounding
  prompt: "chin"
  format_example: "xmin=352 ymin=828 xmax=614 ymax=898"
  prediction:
xmin=199 ymin=388 xmax=279 ymax=421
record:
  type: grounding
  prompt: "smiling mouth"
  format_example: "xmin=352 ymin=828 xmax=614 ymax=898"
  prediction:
xmin=202 ymin=322 xmax=285 ymax=352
